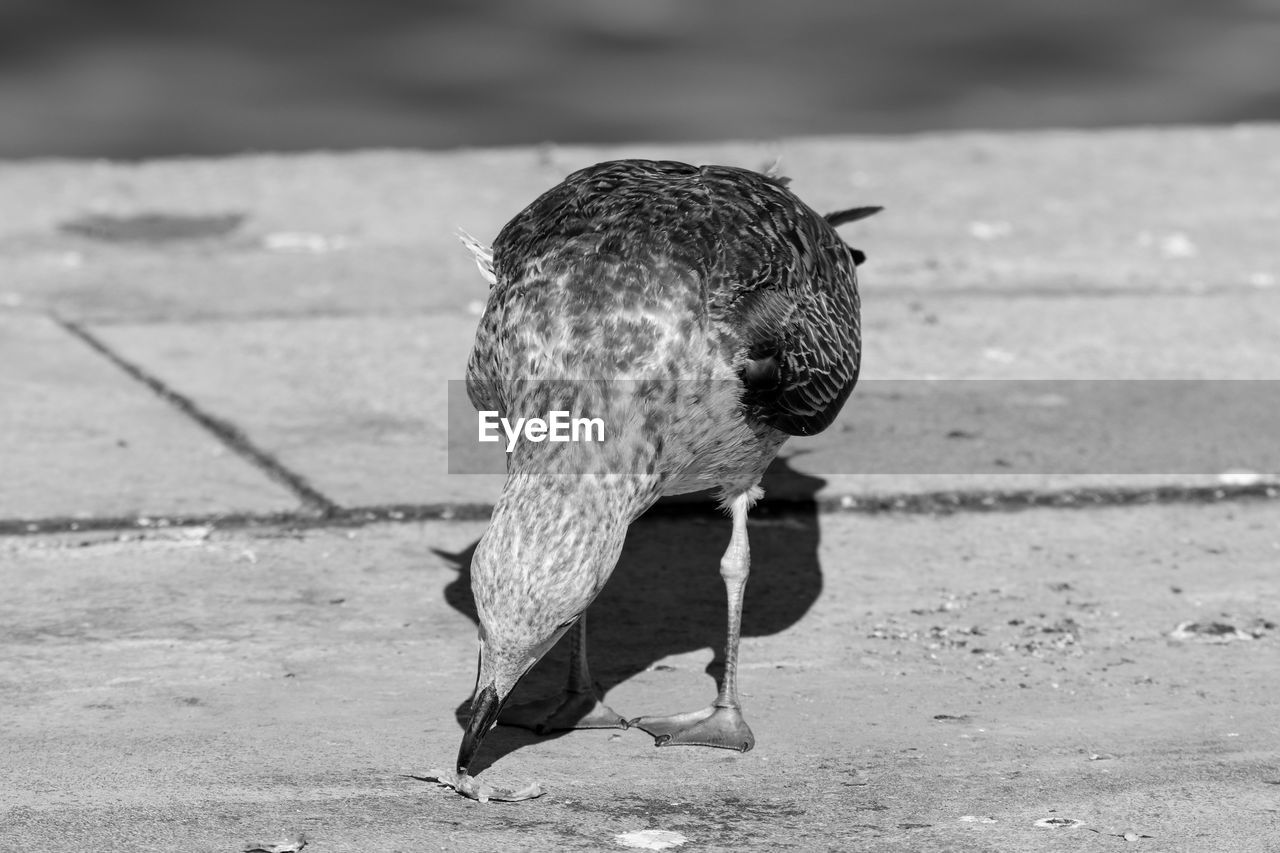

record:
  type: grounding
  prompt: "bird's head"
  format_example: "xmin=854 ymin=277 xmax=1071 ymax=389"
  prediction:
xmin=456 ymin=621 xmax=573 ymax=778
xmin=456 ymin=473 xmax=635 ymax=776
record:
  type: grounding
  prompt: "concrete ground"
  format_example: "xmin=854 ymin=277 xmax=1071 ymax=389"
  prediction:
xmin=1 ymin=127 xmax=1279 ymax=851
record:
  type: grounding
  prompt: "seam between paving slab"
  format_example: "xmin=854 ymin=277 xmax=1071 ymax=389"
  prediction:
xmin=2 ymin=481 xmax=1276 ymax=537
xmin=54 ymin=315 xmax=342 ymax=517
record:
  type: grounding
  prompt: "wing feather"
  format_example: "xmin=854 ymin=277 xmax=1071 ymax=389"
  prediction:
xmin=698 ymin=165 xmax=866 ymax=436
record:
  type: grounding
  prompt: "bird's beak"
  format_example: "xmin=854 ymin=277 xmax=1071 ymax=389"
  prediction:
xmin=454 ymin=625 xmax=572 ymax=777
xmin=457 ymin=681 xmax=504 ymax=775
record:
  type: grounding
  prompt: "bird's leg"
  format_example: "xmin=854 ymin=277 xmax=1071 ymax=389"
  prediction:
xmin=630 ymin=490 xmax=756 ymax=752
xmin=498 ymin=614 xmax=629 ymax=734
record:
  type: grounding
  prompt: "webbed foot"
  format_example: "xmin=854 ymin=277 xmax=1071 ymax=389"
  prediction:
xmin=629 ymin=704 xmax=755 ymax=752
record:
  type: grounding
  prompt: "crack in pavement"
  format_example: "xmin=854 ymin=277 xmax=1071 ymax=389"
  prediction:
xmin=53 ymin=315 xmax=341 ymax=517
xmin=2 ymin=482 xmax=1276 ymax=537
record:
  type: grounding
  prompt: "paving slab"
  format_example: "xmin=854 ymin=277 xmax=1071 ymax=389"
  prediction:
xmin=1 ymin=127 xmax=1277 ymax=325
xmin=2 ymin=126 xmax=1278 ymax=522
xmin=801 ymin=288 xmax=1280 ymax=500
xmin=87 ymin=312 xmax=504 ymax=509
xmin=2 ymin=501 xmax=1277 ymax=851
xmin=85 ymin=288 xmax=1280 ymax=513
xmin=0 ymin=315 xmax=300 ymax=521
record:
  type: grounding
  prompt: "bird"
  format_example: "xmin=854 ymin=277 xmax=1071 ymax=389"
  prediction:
xmin=438 ymin=159 xmax=879 ymax=802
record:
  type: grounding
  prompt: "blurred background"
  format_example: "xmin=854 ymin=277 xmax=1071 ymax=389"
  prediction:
xmin=2 ymin=0 xmax=1278 ymax=160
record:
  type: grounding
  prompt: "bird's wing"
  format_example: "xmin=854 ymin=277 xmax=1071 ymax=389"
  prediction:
xmin=699 ymin=165 xmax=868 ymax=437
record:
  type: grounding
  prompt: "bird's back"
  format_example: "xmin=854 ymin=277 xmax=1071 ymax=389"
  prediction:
xmin=466 ymin=159 xmax=865 ymax=497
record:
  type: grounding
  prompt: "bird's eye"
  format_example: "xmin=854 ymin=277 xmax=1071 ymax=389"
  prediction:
xmin=742 ymin=354 xmax=781 ymax=391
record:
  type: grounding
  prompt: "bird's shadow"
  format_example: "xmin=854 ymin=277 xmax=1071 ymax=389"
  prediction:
xmin=435 ymin=455 xmax=825 ymax=774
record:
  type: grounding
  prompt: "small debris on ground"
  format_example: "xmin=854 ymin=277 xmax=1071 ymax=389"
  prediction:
xmin=1170 ymin=621 xmax=1255 ymax=642
xmin=243 ymin=834 xmax=306 ymax=853
xmin=417 ymin=769 xmax=544 ymax=803
xmin=1085 ymin=827 xmax=1156 ymax=841
xmin=614 ymin=829 xmax=689 ymax=849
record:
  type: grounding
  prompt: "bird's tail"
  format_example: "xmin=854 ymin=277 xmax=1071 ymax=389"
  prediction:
xmin=824 ymin=206 xmax=884 ymax=227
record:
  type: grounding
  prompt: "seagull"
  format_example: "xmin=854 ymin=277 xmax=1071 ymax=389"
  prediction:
xmin=441 ymin=159 xmax=879 ymax=802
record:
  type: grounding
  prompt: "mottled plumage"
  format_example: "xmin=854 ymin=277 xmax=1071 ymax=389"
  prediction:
xmin=446 ymin=159 xmax=877 ymax=802
xmin=469 ymin=159 xmax=864 ymax=438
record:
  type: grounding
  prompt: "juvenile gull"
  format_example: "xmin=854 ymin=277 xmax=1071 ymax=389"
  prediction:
xmin=441 ymin=159 xmax=878 ymax=801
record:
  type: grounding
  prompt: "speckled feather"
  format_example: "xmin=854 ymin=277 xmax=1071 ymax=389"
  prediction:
xmin=461 ymin=159 xmax=871 ymax=707
xmin=469 ymin=159 xmax=864 ymax=440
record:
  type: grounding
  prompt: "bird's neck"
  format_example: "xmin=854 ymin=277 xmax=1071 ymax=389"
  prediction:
xmin=473 ymin=472 xmax=659 ymax=642
xmin=494 ymin=470 xmax=662 ymax=531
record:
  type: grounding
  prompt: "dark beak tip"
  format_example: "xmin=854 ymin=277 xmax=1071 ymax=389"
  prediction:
xmin=457 ymin=682 xmax=504 ymax=774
